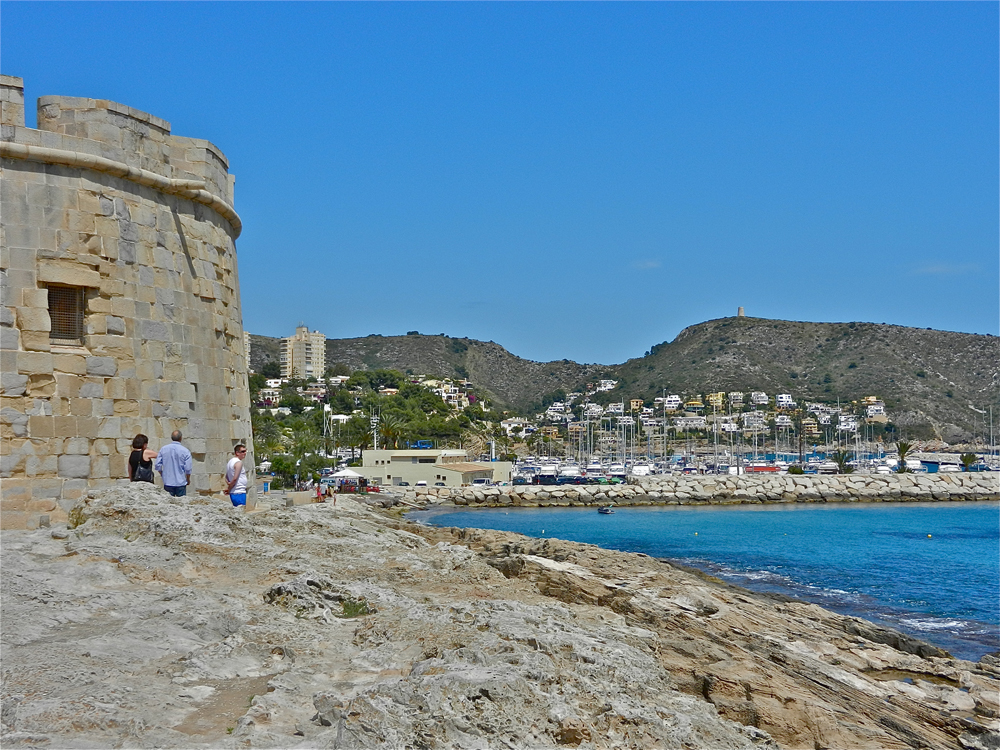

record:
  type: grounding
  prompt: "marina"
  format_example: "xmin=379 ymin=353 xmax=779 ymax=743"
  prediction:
xmin=509 ymin=450 xmax=996 ymax=485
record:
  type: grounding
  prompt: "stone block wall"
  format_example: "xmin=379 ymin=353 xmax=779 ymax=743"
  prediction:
xmin=393 ymin=473 xmax=998 ymax=507
xmin=1 ymin=75 xmax=254 ymax=528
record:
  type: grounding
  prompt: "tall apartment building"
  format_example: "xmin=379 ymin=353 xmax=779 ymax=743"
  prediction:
xmin=280 ymin=325 xmax=326 ymax=379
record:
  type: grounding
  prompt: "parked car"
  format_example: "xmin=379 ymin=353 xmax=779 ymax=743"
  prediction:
xmin=471 ymin=478 xmax=493 ymax=487
xmin=434 ymin=482 xmax=446 ymax=486
xmin=397 ymin=481 xmax=410 ymax=486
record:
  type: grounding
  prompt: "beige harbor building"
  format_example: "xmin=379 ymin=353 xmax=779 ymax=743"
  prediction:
xmin=0 ymin=75 xmax=254 ymax=528
xmin=280 ymin=325 xmax=325 ymax=380
xmin=359 ymin=449 xmax=512 ymax=487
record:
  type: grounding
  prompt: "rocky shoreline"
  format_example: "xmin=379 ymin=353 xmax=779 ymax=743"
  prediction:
xmin=2 ymin=483 xmax=998 ymax=749
xmin=392 ymin=473 xmax=999 ymax=508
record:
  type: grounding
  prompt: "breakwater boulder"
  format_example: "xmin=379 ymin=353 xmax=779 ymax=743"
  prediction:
xmin=396 ymin=473 xmax=998 ymax=508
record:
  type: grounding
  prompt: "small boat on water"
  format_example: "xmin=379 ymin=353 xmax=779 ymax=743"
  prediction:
xmin=597 ymin=505 xmax=615 ymax=514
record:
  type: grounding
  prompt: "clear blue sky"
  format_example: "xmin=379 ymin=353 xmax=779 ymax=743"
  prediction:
xmin=3 ymin=2 xmax=997 ymax=364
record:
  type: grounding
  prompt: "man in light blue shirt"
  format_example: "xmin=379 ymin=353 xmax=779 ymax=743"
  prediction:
xmin=155 ymin=430 xmax=193 ymax=497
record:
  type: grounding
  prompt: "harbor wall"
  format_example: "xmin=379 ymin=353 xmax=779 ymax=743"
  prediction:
xmin=1 ymin=75 xmax=254 ymax=529
xmin=394 ymin=473 xmax=998 ymax=507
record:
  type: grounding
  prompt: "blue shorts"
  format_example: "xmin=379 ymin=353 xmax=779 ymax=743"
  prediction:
xmin=229 ymin=493 xmax=246 ymax=507
xmin=164 ymin=485 xmax=186 ymax=497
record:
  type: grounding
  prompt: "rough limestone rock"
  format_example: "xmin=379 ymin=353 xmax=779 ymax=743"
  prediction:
xmin=1 ymin=482 xmax=998 ymax=749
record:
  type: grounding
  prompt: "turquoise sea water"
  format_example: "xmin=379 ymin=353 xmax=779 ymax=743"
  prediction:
xmin=413 ymin=502 xmax=1000 ymax=661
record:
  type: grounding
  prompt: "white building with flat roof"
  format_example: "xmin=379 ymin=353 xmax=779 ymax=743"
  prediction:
xmin=358 ymin=449 xmax=512 ymax=487
xmin=655 ymin=394 xmax=682 ymax=411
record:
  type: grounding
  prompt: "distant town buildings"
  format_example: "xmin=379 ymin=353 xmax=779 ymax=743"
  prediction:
xmin=862 ymin=396 xmax=888 ymax=423
xmin=501 ymin=417 xmax=535 ymax=437
xmin=421 ymin=378 xmax=473 ymax=410
xmin=658 ymin=394 xmax=683 ymax=411
xmin=683 ymin=397 xmax=705 ymax=413
xmin=281 ymin=325 xmax=326 ymax=379
xmin=776 ymin=394 xmax=796 ymax=409
xmin=255 ymin=330 xmax=897 ymax=449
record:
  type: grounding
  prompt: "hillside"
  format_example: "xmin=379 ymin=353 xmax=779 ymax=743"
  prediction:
xmin=249 ymin=317 xmax=1000 ymax=442
xmin=249 ymin=332 xmax=606 ymax=412
xmin=616 ymin=317 xmax=999 ymax=442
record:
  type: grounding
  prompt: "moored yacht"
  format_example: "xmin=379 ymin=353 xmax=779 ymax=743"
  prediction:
xmin=629 ymin=462 xmax=653 ymax=477
xmin=537 ymin=463 xmax=560 ymax=484
xmin=607 ymin=463 xmax=627 ymax=479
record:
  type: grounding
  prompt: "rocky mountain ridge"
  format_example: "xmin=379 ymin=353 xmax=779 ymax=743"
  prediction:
xmin=249 ymin=316 xmax=1000 ymax=441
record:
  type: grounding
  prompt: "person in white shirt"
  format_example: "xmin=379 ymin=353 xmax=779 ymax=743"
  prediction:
xmin=224 ymin=444 xmax=248 ymax=507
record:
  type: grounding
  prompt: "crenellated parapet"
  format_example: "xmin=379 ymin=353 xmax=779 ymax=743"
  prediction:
xmin=1 ymin=75 xmax=254 ymax=528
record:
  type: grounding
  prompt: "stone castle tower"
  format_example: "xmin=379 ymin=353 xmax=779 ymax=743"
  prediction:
xmin=1 ymin=75 xmax=254 ymax=528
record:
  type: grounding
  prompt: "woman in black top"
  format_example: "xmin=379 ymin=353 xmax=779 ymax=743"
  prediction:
xmin=128 ymin=434 xmax=157 ymax=483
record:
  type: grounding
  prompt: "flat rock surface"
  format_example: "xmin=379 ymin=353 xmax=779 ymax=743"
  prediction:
xmin=2 ymin=483 xmax=997 ymax=749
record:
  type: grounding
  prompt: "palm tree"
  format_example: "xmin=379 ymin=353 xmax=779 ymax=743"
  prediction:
xmin=252 ymin=418 xmax=284 ymax=460
xmin=830 ymin=449 xmax=854 ymax=474
xmin=377 ymin=413 xmax=407 ymax=449
xmin=288 ymin=423 xmax=320 ymax=463
xmin=343 ymin=415 xmax=373 ymax=460
xmin=896 ymin=441 xmax=913 ymax=473
xmin=960 ymin=452 xmax=978 ymax=471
